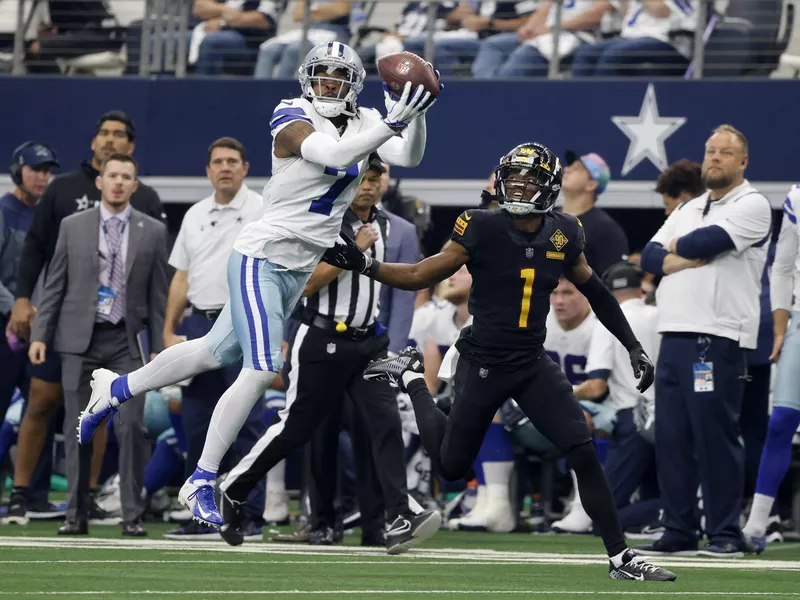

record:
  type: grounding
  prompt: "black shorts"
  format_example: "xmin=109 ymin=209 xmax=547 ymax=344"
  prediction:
xmin=441 ymin=352 xmax=592 ymax=476
xmin=28 ymin=348 xmax=62 ymax=384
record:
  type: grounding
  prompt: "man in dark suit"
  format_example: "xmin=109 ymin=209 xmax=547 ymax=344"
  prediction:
xmin=29 ymin=154 xmax=168 ymax=536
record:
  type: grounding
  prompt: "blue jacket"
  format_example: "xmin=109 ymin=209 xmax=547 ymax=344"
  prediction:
xmin=0 ymin=193 xmax=35 ymax=316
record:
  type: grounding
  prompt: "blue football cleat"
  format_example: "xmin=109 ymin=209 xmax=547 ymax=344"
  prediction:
xmin=179 ymin=477 xmax=223 ymax=528
xmin=78 ymin=369 xmax=120 ymax=445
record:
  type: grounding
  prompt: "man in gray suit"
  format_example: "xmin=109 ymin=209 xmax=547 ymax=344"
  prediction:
xmin=29 ymin=154 xmax=168 ymax=537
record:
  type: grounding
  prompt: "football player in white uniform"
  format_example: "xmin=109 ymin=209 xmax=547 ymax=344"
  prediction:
xmin=742 ymin=185 xmax=800 ymax=553
xmin=78 ymin=41 xmax=440 ymax=528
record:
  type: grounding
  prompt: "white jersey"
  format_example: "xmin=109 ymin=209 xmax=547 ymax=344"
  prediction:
xmin=234 ymin=97 xmax=384 ymax=272
xmin=544 ymin=310 xmax=597 ymax=386
xmin=771 ymin=185 xmax=800 ymax=313
xmin=586 ymin=298 xmax=660 ymax=412
xmin=409 ymin=299 xmax=472 ymax=353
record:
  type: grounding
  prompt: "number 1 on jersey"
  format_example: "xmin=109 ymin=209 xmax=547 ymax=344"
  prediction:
xmin=309 ymin=164 xmax=360 ymax=216
xmin=519 ymin=268 xmax=536 ymax=328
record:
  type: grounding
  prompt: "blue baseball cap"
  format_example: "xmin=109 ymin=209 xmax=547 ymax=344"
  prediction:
xmin=14 ymin=142 xmax=59 ymax=169
xmin=566 ymin=150 xmax=610 ymax=195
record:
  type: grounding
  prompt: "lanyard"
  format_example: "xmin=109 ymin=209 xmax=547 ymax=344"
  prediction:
xmin=101 ymin=217 xmax=128 ymax=284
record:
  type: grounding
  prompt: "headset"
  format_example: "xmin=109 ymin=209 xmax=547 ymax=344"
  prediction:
xmin=10 ymin=141 xmax=58 ymax=186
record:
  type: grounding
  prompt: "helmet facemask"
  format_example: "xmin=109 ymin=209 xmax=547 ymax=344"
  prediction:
xmin=300 ymin=62 xmax=363 ymax=118
xmin=495 ymin=164 xmax=561 ymax=216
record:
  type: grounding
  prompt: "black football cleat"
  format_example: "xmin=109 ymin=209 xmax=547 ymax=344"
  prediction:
xmin=219 ymin=491 xmax=246 ymax=547
xmin=363 ymin=346 xmax=424 ymax=391
xmin=386 ymin=509 xmax=442 ymax=555
xmin=609 ymin=549 xmax=677 ymax=581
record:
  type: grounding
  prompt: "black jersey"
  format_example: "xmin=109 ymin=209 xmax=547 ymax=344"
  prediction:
xmin=450 ymin=208 xmax=585 ymax=367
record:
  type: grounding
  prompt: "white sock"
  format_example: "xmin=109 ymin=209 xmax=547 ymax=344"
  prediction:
xmin=402 ymin=371 xmax=425 ymax=389
xmin=196 ymin=368 xmax=276 ymax=472
xmin=266 ymin=459 xmax=286 ymax=495
xmin=128 ymin=339 xmax=222 ymax=396
xmin=744 ymin=493 xmax=775 ymax=538
xmin=483 ymin=461 xmax=514 ymax=506
xmin=610 ymin=548 xmax=630 ymax=567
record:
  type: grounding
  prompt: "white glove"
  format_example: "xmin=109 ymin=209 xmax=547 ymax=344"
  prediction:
xmin=383 ymin=81 xmax=432 ymax=132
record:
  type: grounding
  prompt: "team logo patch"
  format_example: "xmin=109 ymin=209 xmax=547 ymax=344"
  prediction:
xmin=525 ymin=247 xmax=534 ymax=258
xmin=454 ymin=216 xmax=469 ymax=236
xmin=396 ymin=59 xmax=414 ymax=75
xmin=550 ymin=229 xmax=568 ymax=251
xmin=326 ymin=343 xmax=336 ymax=354
xmin=546 ymin=251 xmax=565 ymax=260
xmin=479 ymin=368 xmax=489 ymax=379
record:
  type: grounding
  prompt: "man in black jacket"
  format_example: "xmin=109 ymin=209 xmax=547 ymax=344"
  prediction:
xmin=3 ymin=110 xmax=165 ymax=527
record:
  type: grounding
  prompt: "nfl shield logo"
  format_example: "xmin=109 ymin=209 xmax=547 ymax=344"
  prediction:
xmin=525 ymin=247 xmax=534 ymax=258
xmin=479 ymin=368 xmax=488 ymax=379
xmin=396 ymin=60 xmax=413 ymax=75
xmin=327 ymin=343 xmax=336 ymax=354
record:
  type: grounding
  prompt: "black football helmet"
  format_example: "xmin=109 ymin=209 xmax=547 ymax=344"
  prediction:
xmin=492 ymin=142 xmax=562 ymax=216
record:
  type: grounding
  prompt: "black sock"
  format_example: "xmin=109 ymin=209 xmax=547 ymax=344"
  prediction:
xmin=568 ymin=442 xmax=627 ymax=557
xmin=406 ymin=378 xmax=448 ymax=476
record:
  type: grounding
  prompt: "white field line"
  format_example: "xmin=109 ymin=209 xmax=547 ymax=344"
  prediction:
xmin=0 ymin=537 xmax=799 ymax=571
xmin=0 ymin=591 xmax=799 ymax=597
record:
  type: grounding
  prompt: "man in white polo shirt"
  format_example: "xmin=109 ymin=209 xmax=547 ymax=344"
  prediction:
xmin=161 ymin=138 xmax=266 ymax=540
xmin=637 ymin=124 xmax=772 ymax=558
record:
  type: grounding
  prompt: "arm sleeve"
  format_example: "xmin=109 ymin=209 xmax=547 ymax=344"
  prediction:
xmin=300 ymin=127 xmax=398 ymax=170
xmin=640 ymin=242 xmax=668 ymax=276
xmin=148 ymin=225 xmax=169 ymax=354
xmin=385 ymin=224 xmax=421 ymax=353
xmin=585 ymin=321 xmax=614 ymax=380
xmin=715 ymin=194 xmax=773 ymax=252
xmin=29 ymin=221 xmax=68 ymax=344
xmin=15 ymin=183 xmax=57 ymax=299
xmin=771 ymin=194 xmax=798 ymax=312
xmin=0 ymin=212 xmax=14 ymax=315
xmin=576 ymin=273 xmax=640 ymax=352
xmin=168 ymin=220 xmax=190 ymax=271
xmin=674 ymin=224 xmax=736 ymax=259
xmin=449 ymin=210 xmax=479 ymax=260
xmin=376 ymin=115 xmax=427 ymax=168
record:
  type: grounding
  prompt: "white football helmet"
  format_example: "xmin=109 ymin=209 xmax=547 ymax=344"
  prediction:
xmin=299 ymin=42 xmax=366 ymax=118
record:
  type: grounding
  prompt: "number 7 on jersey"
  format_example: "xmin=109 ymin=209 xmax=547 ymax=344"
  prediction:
xmin=308 ymin=165 xmax=360 ymax=216
xmin=519 ymin=268 xmax=536 ymax=328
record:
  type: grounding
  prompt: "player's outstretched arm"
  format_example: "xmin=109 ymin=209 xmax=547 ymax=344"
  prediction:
xmin=321 ymin=233 xmax=468 ymax=291
xmin=565 ymin=252 xmax=655 ymax=393
xmin=376 ymin=77 xmax=440 ymax=168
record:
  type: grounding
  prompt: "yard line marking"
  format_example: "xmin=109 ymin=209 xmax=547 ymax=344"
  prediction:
xmin=0 ymin=591 xmax=799 ymax=597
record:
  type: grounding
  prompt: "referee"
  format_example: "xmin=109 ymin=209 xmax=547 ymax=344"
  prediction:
xmin=162 ymin=138 xmax=267 ymax=539
xmin=639 ymin=125 xmax=772 ymax=558
xmin=219 ymin=156 xmax=440 ymax=554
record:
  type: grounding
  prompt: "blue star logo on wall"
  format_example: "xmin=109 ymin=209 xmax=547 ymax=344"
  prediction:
xmin=612 ymin=84 xmax=686 ymax=176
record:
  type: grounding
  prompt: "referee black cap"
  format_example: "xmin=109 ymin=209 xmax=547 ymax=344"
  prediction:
xmin=601 ymin=261 xmax=643 ymax=291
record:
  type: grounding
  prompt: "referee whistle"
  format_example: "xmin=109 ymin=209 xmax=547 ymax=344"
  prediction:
xmin=335 ymin=321 xmax=348 ymax=333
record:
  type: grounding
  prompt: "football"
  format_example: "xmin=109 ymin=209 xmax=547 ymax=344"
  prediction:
xmin=377 ymin=51 xmax=440 ymax=99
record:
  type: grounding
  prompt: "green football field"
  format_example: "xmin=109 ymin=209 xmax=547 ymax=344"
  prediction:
xmin=1 ymin=522 xmax=799 ymax=599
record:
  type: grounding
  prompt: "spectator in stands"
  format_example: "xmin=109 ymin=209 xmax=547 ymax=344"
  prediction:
xmin=655 ymin=159 xmax=705 ymax=215
xmin=560 ymin=150 xmax=629 ymax=277
xmin=24 ymin=0 xmax=124 ymax=74
xmin=5 ymin=110 xmax=164 ymax=527
xmin=160 ymin=138 xmax=267 ymax=540
xmin=479 ymin=0 xmax=612 ymax=78
xmin=404 ymin=1 xmax=535 ymax=76
xmin=571 ymin=0 xmax=697 ymax=77
xmin=358 ymin=2 xmax=458 ymax=71
xmin=190 ymin=0 xmax=280 ymax=76
xmin=254 ymin=1 xmax=351 ymax=79
xmin=29 ymin=153 xmax=168 ymax=536
xmin=638 ymin=124 xmax=771 ymax=557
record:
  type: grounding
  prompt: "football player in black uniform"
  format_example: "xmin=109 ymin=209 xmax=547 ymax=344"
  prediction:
xmin=321 ymin=142 xmax=675 ymax=582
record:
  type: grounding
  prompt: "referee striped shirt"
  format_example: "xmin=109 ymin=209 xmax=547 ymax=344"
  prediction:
xmin=305 ymin=206 xmax=388 ymax=328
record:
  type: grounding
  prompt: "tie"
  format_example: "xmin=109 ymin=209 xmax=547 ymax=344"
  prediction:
xmin=105 ymin=217 xmax=126 ymax=324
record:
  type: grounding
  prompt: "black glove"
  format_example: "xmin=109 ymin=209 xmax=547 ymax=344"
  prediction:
xmin=320 ymin=231 xmax=369 ymax=272
xmin=629 ymin=345 xmax=655 ymax=393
